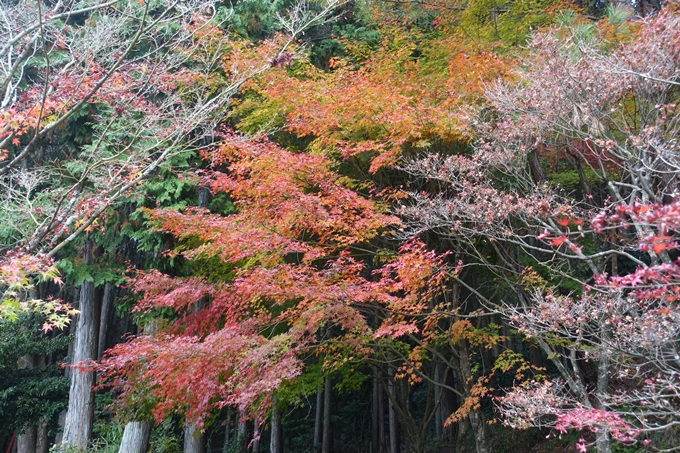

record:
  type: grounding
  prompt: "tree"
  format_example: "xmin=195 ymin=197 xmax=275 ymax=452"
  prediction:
xmin=399 ymin=3 xmax=680 ymax=452
xmin=97 ymin=133 xmax=445 ymax=438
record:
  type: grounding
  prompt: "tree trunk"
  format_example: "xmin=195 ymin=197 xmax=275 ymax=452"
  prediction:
xmin=117 ymin=318 xmax=156 ymax=453
xmin=223 ymin=409 xmax=232 ymax=453
xmin=456 ymin=416 xmax=469 ymax=453
xmin=379 ymin=376 xmax=386 ymax=453
xmin=387 ymin=367 xmax=398 ymax=453
xmin=458 ymin=341 xmax=490 ymax=453
xmin=16 ymin=425 xmax=36 ymax=453
xmin=16 ymin=355 xmax=36 ymax=453
xmin=61 ymin=240 xmax=100 ymax=451
xmin=595 ymin=430 xmax=612 ymax=453
xmin=35 ymin=418 xmax=49 ymax=453
xmin=54 ymin=411 xmax=66 ymax=446
xmin=270 ymin=396 xmax=282 ymax=453
xmin=594 ymin=332 xmax=612 ymax=453
xmin=434 ymin=370 xmax=442 ymax=440
xmin=528 ymin=149 xmax=546 ymax=184
xmin=97 ymin=282 xmax=114 ymax=360
xmin=314 ymin=384 xmax=323 ymax=453
xmin=371 ymin=367 xmax=380 ymax=453
xmin=322 ymin=376 xmax=331 ymax=453
xmin=184 ymin=424 xmax=206 ymax=453
xmin=434 ymin=362 xmax=457 ymax=444
xmin=467 ymin=409 xmax=490 ymax=453
xmin=237 ymin=415 xmax=247 ymax=453
xmin=118 ymin=422 xmax=152 ymax=453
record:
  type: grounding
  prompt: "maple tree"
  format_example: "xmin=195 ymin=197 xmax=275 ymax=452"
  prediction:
xmin=97 ymin=133 xmax=447 ymax=439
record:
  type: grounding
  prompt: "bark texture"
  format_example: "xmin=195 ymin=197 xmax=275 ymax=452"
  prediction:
xmin=118 ymin=421 xmax=152 ymax=453
xmin=61 ymin=241 xmax=100 ymax=451
xmin=270 ymin=396 xmax=282 ymax=453
xmin=322 ymin=376 xmax=332 ymax=453
xmin=387 ymin=368 xmax=398 ymax=453
xmin=314 ymin=384 xmax=323 ymax=452
xmin=35 ymin=419 xmax=49 ymax=453
xmin=16 ymin=425 xmax=36 ymax=453
xmin=184 ymin=424 xmax=206 ymax=453
xmin=371 ymin=368 xmax=380 ymax=453
xmin=97 ymin=282 xmax=114 ymax=360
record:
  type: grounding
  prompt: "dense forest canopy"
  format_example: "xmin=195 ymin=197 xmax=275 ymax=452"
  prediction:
xmin=0 ymin=0 xmax=679 ymax=452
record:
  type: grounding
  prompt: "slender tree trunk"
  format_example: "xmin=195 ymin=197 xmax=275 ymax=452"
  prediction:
xmin=97 ymin=282 xmax=114 ymax=360
xmin=314 ymin=383 xmax=323 ymax=453
xmin=5 ymin=431 xmax=16 ymax=453
xmin=54 ymin=411 xmax=66 ymax=446
xmin=458 ymin=341 xmax=490 ymax=453
xmin=466 ymin=409 xmax=490 ymax=453
xmin=322 ymin=376 xmax=332 ymax=453
xmin=371 ymin=367 xmax=380 ymax=453
xmin=434 ymin=366 xmax=442 ymax=440
xmin=270 ymin=396 xmax=282 ymax=453
xmin=434 ymin=362 xmax=457 ymax=444
xmin=379 ymin=376 xmax=386 ymax=453
xmin=16 ymin=354 xmax=36 ymax=453
xmin=118 ymin=422 xmax=152 ymax=453
xmin=237 ymin=415 xmax=247 ymax=453
xmin=595 ymin=430 xmax=612 ymax=453
xmin=387 ymin=368 xmax=398 ymax=453
xmin=62 ymin=240 xmax=99 ymax=451
xmin=184 ymin=424 xmax=206 ymax=453
xmin=594 ymin=331 xmax=612 ymax=453
xmin=456 ymin=417 xmax=469 ymax=453
xmin=223 ymin=409 xmax=232 ymax=453
xmin=35 ymin=418 xmax=49 ymax=453
xmin=118 ymin=319 xmax=156 ymax=453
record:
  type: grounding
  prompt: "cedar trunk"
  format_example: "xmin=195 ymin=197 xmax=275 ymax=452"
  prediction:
xmin=237 ymin=415 xmax=247 ymax=453
xmin=61 ymin=240 xmax=99 ymax=450
xmin=371 ymin=367 xmax=380 ymax=453
xmin=222 ymin=409 xmax=232 ymax=453
xmin=35 ymin=418 xmax=49 ymax=453
xmin=184 ymin=424 xmax=206 ymax=453
xmin=387 ymin=368 xmax=398 ymax=453
xmin=313 ymin=384 xmax=323 ymax=452
xmin=16 ymin=425 xmax=36 ymax=453
xmin=322 ymin=376 xmax=331 ymax=453
xmin=16 ymin=355 xmax=36 ymax=453
xmin=270 ymin=396 xmax=282 ymax=453
xmin=118 ymin=421 xmax=152 ymax=453
xmin=97 ymin=282 xmax=114 ymax=360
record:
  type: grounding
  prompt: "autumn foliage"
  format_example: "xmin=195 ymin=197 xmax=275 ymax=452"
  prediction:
xmin=4 ymin=1 xmax=680 ymax=452
xmin=98 ymin=133 xmax=446 ymax=428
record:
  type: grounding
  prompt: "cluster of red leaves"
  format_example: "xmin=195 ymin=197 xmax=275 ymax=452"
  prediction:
xmin=98 ymin=325 xmax=300 ymax=429
xmin=555 ymin=409 xmax=640 ymax=444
